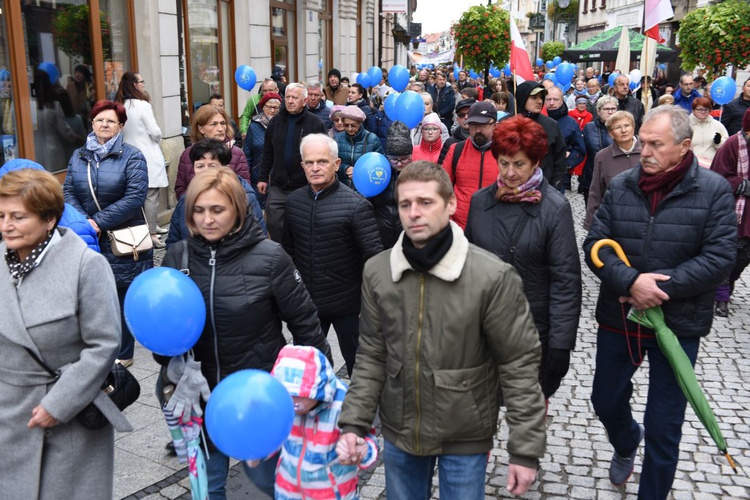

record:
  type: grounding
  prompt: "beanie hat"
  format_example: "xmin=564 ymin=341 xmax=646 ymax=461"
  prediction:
xmin=743 ymin=107 xmax=750 ymax=133
xmin=421 ymin=112 xmax=442 ymax=127
xmin=340 ymin=105 xmax=367 ymax=123
xmin=272 ymin=65 xmax=284 ymax=78
xmin=328 ymin=68 xmax=342 ymax=80
xmin=387 ymin=121 xmax=413 ymax=156
xmin=257 ymin=92 xmax=282 ymax=111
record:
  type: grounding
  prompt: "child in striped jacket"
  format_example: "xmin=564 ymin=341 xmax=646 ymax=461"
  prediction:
xmin=268 ymin=345 xmax=378 ymax=499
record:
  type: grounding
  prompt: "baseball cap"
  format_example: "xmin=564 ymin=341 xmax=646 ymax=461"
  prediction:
xmin=529 ymin=86 xmax=547 ymax=98
xmin=465 ymin=101 xmax=497 ymax=124
xmin=455 ymin=98 xmax=476 ymax=113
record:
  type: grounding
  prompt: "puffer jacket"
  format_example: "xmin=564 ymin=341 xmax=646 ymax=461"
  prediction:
xmin=339 ymin=222 xmax=546 ymax=468
xmin=366 ymin=109 xmax=393 ymax=150
xmin=465 ymin=179 xmax=581 ymax=353
xmin=720 ymin=95 xmax=750 ymax=136
xmin=0 ymin=159 xmax=99 ymax=252
xmin=581 ymin=118 xmax=613 ymax=191
xmin=161 ymin=212 xmax=331 ymax=388
xmin=367 ymin=171 xmax=401 ymax=249
xmin=63 ymin=134 xmax=152 ymax=284
xmin=583 ymin=156 xmax=737 ymax=338
xmin=175 ymin=143 xmax=250 ymax=199
xmin=242 ymin=116 xmax=270 ymax=207
xmin=165 ymin=176 xmax=267 ymax=248
xmin=308 ymin=100 xmax=332 ymax=130
xmin=334 ymin=127 xmax=385 ymax=186
xmin=547 ymin=104 xmax=587 ymax=170
xmin=442 ymin=140 xmax=498 ymax=229
xmin=272 ymin=346 xmax=378 ymax=500
xmin=412 ymin=137 xmax=442 ymax=164
xmin=282 ymin=181 xmax=383 ymax=317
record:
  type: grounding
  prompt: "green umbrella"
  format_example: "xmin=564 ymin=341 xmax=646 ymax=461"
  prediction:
xmin=563 ymin=26 xmax=677 ymax=63
xmin=590 ymin=239 xmax=737 ymax=473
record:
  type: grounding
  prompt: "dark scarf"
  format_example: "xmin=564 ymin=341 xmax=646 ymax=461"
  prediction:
xmin=638 ymin=151 xmax=694 ymax=213
xmin=402 ymin=224 xmax=453 ymax=273
xmin=5 ymin=230 xmax=54 ymax=283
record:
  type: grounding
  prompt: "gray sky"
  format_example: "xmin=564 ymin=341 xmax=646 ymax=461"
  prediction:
xmin=413 ymin=0 xmax=504 ymax=35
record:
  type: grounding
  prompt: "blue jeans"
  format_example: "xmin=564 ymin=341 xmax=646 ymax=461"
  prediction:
xmin=205 ymin=448 xmax=278 ymax=499
xmin=383 ymin=440 xmax=487 ymax=500
xmin=591 ymin=327 xmax=700 ymax=500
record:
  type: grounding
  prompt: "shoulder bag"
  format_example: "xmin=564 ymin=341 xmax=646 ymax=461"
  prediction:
xmin=87 ymin=162 xmax=152 ymax=260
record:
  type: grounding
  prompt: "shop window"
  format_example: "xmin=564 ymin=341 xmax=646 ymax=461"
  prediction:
xmin=270 ymin=1 xmax=296 ymax=83
xmin=0 ymin=1 xmax=17 ymax=166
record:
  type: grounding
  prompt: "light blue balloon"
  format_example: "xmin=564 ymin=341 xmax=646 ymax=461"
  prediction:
xmin=353 ymin=152 xmax=392 ymax=197
xmin=206 ymin=370 xmax=294 ymax=460
xmin=546 ymin=61 xmax=554 ymax=69
xmin=711 ymin=76 xmax=736 ymax=105
xmin=234 ymin=65 xmax=257 ymax=91
xmin=389 ymin=65 xmax=410 ymax=92
xmin=544 ymin=72 xmax=558 ymax=85
xmin=384 ymin=92 xmax=400 ymax=121
xmin=395 ymin=90 xmax=425 ymax=129
xmin=367 ymin=66 xmax=383 ymax=84
xmin=556 ymin=62 xmax=574 ymax=86
xmin=608 ymin=72 xmax=620 ymax=88
xmin=553 ymin=56 xmax=562 ymax=66
xmin=536 ymin=58 xmax=544 ymax=67
xmin=38 ymin=62 xmax=59 ymax=84
xmin=357 ymin=72 xmax=372 ymax=88
xmin=124 ymin=267 xmax=206 ymax=356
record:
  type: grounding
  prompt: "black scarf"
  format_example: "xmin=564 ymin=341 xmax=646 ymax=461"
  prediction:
xmin=402 ymin=224 xmax=453 ymax=273
xmin=5 ymin=230 xmax=54 ymax=283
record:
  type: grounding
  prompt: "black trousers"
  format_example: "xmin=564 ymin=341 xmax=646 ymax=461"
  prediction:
xmin=319 ymin=313 xmax=360 ymax=377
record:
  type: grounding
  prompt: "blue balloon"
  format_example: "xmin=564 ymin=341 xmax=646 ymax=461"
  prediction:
xmin=389 ymin=65 xmax=409 ymax=92
xmin=384 ymin=92 xmax=400 ymax=121
xmin=427 ymin=64 xmax=435 ymax=70
xmin=546 ymin=61 xmax=554 ymax=69
xmin=536 ymin=58 xmax=544 ymax=67
xmin=367 ymin=66 xmax=383 ymax=85
xmin=608 ymin=72 xmax=620 ymax=88
xmin=490 ymin=66 xmax=501 ymax=78
xmin=556 ymin=62 xmax=574 ymax=86
xmin=38 ymin=62 xmax=59 ymax=84
xmin=503 ymin=64 xmax=511 ymax=76
xmin=124 ymin=267 xmax=206 ymax=356
xmin=629 ymin=81 xmax=638 ymax=91
xmin=553 ymin=56 xmax=562 ymax=66
xmin=544 ymin=72 xmax=558 ymax=85
xmin=353 ymin=152 xmax=392 ymax=197
xmin=469 ymin=69 xmax=479 ymax=79
xmin=453 ymin=66 xmax=460 ymax=81
xmin=658 ymin=63 xmax=667 ymax=70
xmin=234 ymin=65 xmax=257 ymax=91
xmin=711 ymin=76 xmax=736 ymax=106
xmin=394 ymin=90 xmax=425 ymax=129
xmin=206 ymin=370 xmax=294 ymax=460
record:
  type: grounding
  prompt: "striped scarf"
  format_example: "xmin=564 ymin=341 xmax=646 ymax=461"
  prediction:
xmin=736 ymin=131 xmax=749 ymax=225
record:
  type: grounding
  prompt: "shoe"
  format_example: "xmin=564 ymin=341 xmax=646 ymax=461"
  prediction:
xmin=165 ymin=441 xmax=177 ymax=456
xmin=715 ymin=301 xmax=729 ymax=317
xmin=156 ymin=225 xmax=169 ymax=235
xmin=151 ymin=235 xmax=166 ymax=249
xmin=610 ymin=424 xmax=644 ymax=486
xmin=116 ymin=358 xmax=134 ymax=368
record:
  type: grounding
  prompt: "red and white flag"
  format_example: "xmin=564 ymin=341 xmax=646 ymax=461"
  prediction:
xmin=510 ymin=20 xmax=534 ymax=84
xmin=644 ymin=0 xmax=673 ymax=43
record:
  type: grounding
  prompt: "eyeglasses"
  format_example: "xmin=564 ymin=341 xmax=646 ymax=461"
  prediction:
xmin=386 ymin=156 xmax=412 ymax=165
xmin=343 ymin=122 xmax=360 ymax=129
xmin=601 ymin=107 xmax=617 ymax=112
xmin=611 ymin=123 xmax=633 ymax=132
xmin=422 ymin=127 xmax=440 ymax=133
xmin=457 ymin=112 xmax=469 ymax=119
xmin=93 ymin=118 xmax=119 ymax=126
xmin=694 ymin=108 xmax=710 ymax=113
xmin=264 ymin=105 xmax=280 ymax=111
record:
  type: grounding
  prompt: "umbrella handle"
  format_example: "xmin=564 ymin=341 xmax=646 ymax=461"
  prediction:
xmin=590 ymin=239 xmax=632 ymax=268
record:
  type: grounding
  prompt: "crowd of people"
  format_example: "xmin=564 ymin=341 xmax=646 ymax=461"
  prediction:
xmin=0 ymin=58 xmax=748 ymax=500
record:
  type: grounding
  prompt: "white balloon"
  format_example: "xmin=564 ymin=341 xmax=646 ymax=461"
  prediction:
xmin=629 ymin=69 xmax=643 ymax=84
xmin=351 ymin=72 xmax=359 ymax=83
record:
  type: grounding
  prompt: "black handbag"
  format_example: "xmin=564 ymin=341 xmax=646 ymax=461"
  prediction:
xmin=25 ymin=348 xmax=141 ymax=430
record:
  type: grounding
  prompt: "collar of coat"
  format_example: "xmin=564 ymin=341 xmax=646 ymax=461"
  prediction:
xmin=389 ymin=220 xmax=468 ymax=282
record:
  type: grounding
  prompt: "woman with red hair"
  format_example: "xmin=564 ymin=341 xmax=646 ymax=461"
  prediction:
xmin=465 ymin=115 xmax=581 ymax=402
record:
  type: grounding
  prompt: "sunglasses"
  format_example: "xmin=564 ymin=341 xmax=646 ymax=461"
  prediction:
xmin=457 ymin=112 xmax=469 ymax=119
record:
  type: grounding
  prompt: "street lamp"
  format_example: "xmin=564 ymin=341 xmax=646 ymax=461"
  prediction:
xmin=553 ymin=0 xmax=571 ymax=43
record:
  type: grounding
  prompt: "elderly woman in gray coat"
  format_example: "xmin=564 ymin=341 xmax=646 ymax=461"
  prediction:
xmin=0 ymin=168 xmax=121 ymax=498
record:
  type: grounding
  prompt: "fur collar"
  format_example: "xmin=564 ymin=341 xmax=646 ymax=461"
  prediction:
xmin=390 ymin=221 xmax=468 ymax=282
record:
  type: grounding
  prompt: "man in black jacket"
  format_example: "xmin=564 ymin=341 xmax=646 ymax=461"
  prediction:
xmin=720 ymin=77 xmax=750 ymax=136
xmin=258 ymin=83 xmax=327 ymax=241
xmin=282 ymin=134 xmax=384 ymax=375
xmin=428 ymin=72 xmax=455 ymax=131
xmin=613 ymin=74 xmax=645 ymax=133
xmin=583 ymin=105 xmax=736 ymax=498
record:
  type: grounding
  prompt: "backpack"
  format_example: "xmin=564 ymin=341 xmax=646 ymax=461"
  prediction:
xmin=451 ymin=140 xmax=466 ymax=185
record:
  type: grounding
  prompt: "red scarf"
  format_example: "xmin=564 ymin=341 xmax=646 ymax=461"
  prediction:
xmin=638 ymin=151 xmax=693 ymax=214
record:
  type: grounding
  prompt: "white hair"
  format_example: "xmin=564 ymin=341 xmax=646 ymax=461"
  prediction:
xmin=300 ymin=133 xmax=338 ymax=158
xmin=286 ymin=82 xmax=307 ymax=99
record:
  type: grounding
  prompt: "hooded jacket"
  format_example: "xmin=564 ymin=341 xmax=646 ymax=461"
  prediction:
xmin=412 ymin=135 xmax=442 ymax=164
xmin=272 ymin=346 xmax=378 ymax=500
xmin=546 ymin=102 xmax=587 ymax=170
xmin=511 ymin=82 xmax=568 ymax=190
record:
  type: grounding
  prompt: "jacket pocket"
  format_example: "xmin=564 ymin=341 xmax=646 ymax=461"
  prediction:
xmin=379 ymin=358 xmax=404 ymax=430
xmin=432 ymin=364 xmax=494 ymax=442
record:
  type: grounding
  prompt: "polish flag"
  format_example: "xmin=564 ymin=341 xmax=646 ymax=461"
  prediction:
xmin=510 ymin=20 xmax=534 ymax=84
xmin=644 ymin=0 xmax=673 ymax=43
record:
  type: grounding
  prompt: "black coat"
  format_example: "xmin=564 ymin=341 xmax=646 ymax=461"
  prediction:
xmin=465 ymin=179 xmax=581 ymax=351
xmin=368 ymin=172 xmax=401 ymax=249
xmin=282 ymin=181 xmax=384 ymax=317
xmin=720 ymin=95 xmax=750 ymax=136
xmin=258 ymin=108 xmax=327 ymax=191
xmin=162 ymin=213 xmax=331 ymax=388
xmin=583 ymin=157 xmax=737 ymax=338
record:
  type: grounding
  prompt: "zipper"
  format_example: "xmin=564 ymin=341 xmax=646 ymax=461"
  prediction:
xmin=208 ymin=248 xmax=220 ymax=386
xmin=478 ymin=150 xmax=485 ymax=189
xmin=309 ymin=193 xmax=318 ymax=298
xmin=297 ymin=414 xmax=308 ymax=499
xmin=414 ymin=273 xmax=425 ymax=453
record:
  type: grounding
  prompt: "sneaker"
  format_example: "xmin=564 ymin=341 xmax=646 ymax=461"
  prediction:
xmin=156 ymin=225 xmax=169 ymax=235
xmin=116 ymin=358 xmax=134 ymax=368
xmin=715 ymin=301 xmax=729 ymax=317
xmin=610 ymin=424 xmax=644 ymax=486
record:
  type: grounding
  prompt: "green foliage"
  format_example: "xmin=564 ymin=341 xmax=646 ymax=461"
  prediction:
xmin=52 ymin=4 xmax=112 ymax=64
xmin=540 ymin=41 xmax=565 ymax=62
xmin=678 ymin=0 xmax=750 ymax=77
xmin=548 ymin=0 xmax=579 ymax=23
xmin=451 ymin=5 xmax=511 ymax=73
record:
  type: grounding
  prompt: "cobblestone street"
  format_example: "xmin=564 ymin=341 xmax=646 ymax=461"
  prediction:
xmin=117 ymin=185 xmax=750 ymax=499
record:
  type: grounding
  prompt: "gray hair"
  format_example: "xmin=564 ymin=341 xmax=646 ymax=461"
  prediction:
xmin=261 ymin=78 xmax=278 ymax=91
xmin=286 ymin=82 xmax=308 ymax=99
xmin=307 ymin=81 xmax=324 ymax=91
xmin=300 ymin=133 xmax=338 ymax=158
xmin=596 ymin=96 xmax=617 ymax=111
xmin=605 ymin=111 xmax=635 ymax=131
xmin=410 ymin=82 xmax=425 ymax=92
xmin=419 ymin=91 xmax=433 ymax=105
xmin=642 ymin=105 xmax=693 ymax=143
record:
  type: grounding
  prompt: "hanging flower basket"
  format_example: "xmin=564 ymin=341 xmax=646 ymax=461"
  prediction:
xmin=451 ymin=5 xmax=511 ymax=73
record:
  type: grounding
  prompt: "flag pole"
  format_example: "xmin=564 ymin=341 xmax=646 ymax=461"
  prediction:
xmin=642 ymin=5 xmax=651 ymax=113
